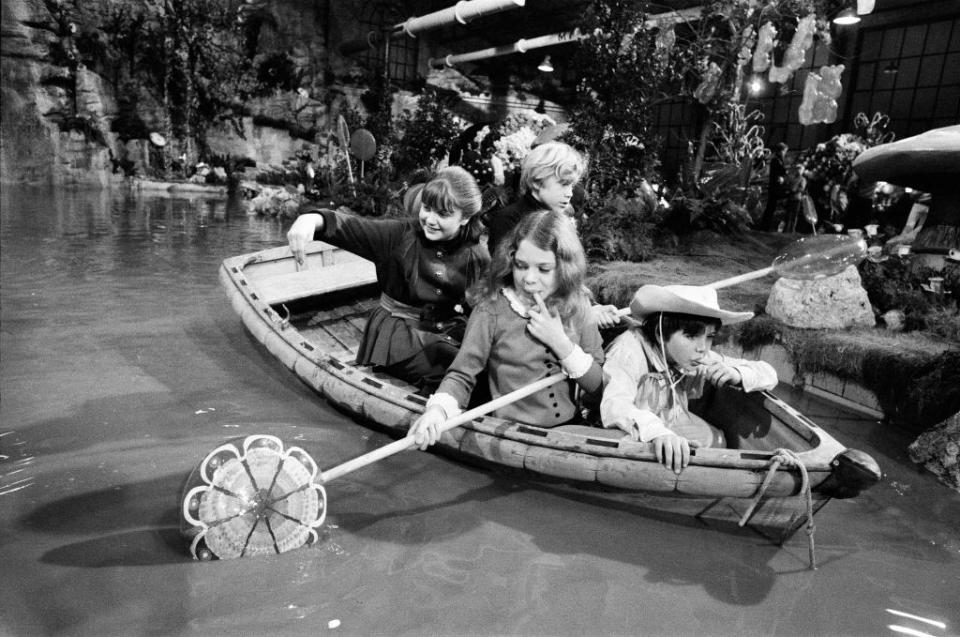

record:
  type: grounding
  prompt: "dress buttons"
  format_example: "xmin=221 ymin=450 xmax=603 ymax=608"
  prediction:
xmin=548 ymin=392 xmax=555 ymax=398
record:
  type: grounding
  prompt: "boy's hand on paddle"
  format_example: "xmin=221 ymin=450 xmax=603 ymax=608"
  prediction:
xmin=526 ymin=293 xmax=573 ymax=358
xmin=590 ymin=304 xmax=622 ymax=329
xmin=651 ymin=433 xmax=700 ymax=473
xmin=701 ymin=361 xmax=742 ymax=388
xmin=287 ymin=213 xmax=322 ymax=267
xmin=408 ymin=405 xmax=446 ymax=450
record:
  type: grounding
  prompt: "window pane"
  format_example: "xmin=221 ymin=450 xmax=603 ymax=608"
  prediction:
xmin=856 ymin=62 xmax=876 ymax=90
xmin=895 ymin=57 xmax=920 ymax=88
xmin=901 ymin=24 xmax=927 ymax=57
xmin=925 ymin=20 xmax=952 ymax=54
xmin=912 ymin=87 xmax=937 ymax=119
xmin=861 ymin=30 xmax=883 ymax=60
xmin=917 ymin=54 xmax=945 ymax=87
xmin=880 ymin=28 xmax=904 ymax=58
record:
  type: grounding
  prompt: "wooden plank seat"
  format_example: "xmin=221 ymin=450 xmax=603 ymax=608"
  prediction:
xmin=257 ymin=261 xmax=377 ymax=306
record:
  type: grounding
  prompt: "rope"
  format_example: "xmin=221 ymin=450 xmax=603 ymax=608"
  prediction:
xmin=738 ymin=447 xmax=817 ymax=570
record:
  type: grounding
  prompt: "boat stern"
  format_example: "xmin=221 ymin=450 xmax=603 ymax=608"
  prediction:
xmin=818 ymin=448 xmax=882 ymax=498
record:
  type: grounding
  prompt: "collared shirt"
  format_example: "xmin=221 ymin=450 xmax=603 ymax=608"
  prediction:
xmin=600 ymin=329 xmax=778 ymax=441
xmin=437 ymin=293 xmax=604 ymax=427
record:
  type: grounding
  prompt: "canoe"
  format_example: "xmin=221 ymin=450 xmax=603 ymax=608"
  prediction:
xmin=220 ymin=241 xmax=882 ymax=539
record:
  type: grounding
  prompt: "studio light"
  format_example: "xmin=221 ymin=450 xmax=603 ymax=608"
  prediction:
xmin=833 ymin=7 xmax=861 ymax=25
xmin=537 ymin=55 xmax=554 ymax=73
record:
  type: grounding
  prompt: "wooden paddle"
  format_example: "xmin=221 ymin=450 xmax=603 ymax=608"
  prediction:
xmin=320 ymin=371 xmax=567 ymax=484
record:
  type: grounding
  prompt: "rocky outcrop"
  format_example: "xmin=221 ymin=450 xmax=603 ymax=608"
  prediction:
xmin=1 ymin=0 xmax=112 ymax=185
xmin=909 ymin=412 xmax=960 ymax=493
xmin=766 ymin=265 xmax=876 ymax=329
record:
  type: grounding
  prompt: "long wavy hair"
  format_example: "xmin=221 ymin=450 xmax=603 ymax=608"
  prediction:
xmin=416 ymin=166 xmax=484 ymax=242
xmin=476 ymin=209 xmax=591 ymax=318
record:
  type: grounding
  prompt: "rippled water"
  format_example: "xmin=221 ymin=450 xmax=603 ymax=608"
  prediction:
xmin=1 ymin=185 xmax=958 ymax=637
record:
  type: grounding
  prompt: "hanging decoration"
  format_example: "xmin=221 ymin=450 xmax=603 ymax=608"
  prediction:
xmin=769 ymin=14 xmax=816 ymax=84
xmin=694 ymin=61 xmax=723 ymax=104
xmin=752 ymin=22 xmax=777 ymax=73
xmin=799 ymin=64 xmax=845 ymax=125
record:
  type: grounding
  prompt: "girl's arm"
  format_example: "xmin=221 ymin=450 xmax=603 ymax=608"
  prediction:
xmin=287 ymin=213 xmax=324 ymax=266
xmin=293 ymin=209 xmax=407 ymax=264
xmin=409 ymin=306 xmax=495 ymax=449
xmin=600 ymin=332 xmax=674 ymax=442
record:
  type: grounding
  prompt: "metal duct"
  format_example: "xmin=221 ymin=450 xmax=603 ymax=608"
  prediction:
xmin=394 ymin=0 xmax=525 ymax=38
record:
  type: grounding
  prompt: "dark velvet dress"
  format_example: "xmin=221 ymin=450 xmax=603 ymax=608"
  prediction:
xmin=485 ymin=192 xmax=546 ymax=257
xmin=314 ymin=209 xmax=489 ymax=390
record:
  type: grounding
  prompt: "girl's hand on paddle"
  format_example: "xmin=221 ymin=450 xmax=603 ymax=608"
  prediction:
xmin=651 ymin=433 xmax=700 ymax=473
xmin=287 ymin=213 xmax=323 ymax=267
xmin=408 ymin=405 xmax=446 ymax=450
xmin=701 ymin=361 xmax=742 ymax=388
xmin=590 ymin=304 xmax=622 ymax=329
xmin=526 ymin=293 xmax=573 ymax=358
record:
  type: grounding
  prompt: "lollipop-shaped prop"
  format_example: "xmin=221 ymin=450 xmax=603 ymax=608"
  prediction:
xmin=181 ymin=373 xmax=568 ymax=560
xmin=615 ymin=235 xmax=867 ymax=317
xmin=708 ymin=234 xmax=868 ymax=289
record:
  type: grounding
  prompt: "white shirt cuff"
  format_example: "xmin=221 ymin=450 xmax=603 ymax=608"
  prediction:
xmin=425 ymin=392 xmax=462 ymax=419
xmin=559 ymin=345 xmax=594 ymax=379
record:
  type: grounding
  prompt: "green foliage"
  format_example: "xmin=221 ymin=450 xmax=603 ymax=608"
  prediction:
xmin=390 ymin=87 xmax=464 ymax=180
xmin=567 ymin=0 xmax=670 ymax=199
xmin=859 ymin=259 xmax=960 ymax=340
xmin=576 ymin=194 xmax=661 ymax=261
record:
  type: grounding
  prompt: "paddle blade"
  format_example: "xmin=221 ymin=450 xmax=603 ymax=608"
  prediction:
xmin=772 ymin=234 xmax=867 ymax=281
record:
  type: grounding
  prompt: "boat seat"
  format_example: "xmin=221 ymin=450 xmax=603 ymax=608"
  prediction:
xmin=257 ymin=261 xmax=377 ymax=306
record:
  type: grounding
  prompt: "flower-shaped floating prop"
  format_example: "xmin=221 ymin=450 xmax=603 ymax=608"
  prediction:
xmin=180 ymin=434 xmax=326 ymax=560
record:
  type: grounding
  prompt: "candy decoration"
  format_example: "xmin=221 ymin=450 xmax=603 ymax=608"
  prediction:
xmin=181 ymin=435 xmax=327 ymax=560
xmin=752 ymin=22 xmax=777 ymax=73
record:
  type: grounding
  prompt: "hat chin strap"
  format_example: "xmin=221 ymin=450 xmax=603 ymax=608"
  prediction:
xmin=657 ymin=314 xmax=687 ymax=423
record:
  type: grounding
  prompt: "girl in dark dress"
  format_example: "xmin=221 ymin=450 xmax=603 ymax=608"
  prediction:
xmin=287 ymin=166 xmax=489 ymax=391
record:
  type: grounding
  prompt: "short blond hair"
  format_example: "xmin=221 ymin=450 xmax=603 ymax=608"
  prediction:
xmin=520 ymin=142 xmax=586 ymax=195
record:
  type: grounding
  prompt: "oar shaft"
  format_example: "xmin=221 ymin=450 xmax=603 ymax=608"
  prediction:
xmin=321 ymin=372 xmax=568 ymax=484
xmin=706 ymin=266 xmax=775 ymax=289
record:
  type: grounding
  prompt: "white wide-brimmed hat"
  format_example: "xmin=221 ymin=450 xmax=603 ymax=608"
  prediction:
xmin=630 ymin=284 xmax=754 ymax=325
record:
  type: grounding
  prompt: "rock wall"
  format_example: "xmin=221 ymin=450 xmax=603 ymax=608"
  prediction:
xmin=0 ymin=0 xmax=393 ymax=186
xmin=1 ymin=0 xmax=114 ymax=185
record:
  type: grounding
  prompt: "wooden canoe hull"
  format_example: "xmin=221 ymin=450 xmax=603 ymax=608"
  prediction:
xmin=220 ymin=242 xmax=881 ymax=530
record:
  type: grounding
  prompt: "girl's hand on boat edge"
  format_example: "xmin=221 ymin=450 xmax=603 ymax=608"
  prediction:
xmin=651 ymin=433 xmax=699 ymax=474
xmin=408 ymin=405 xmax=446 ymax=450
xmin=287 ymin=213 xmax=323 ymax=266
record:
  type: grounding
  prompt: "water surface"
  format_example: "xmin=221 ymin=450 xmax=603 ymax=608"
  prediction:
xmin=1 ymin=186 xmax=957 ymax=637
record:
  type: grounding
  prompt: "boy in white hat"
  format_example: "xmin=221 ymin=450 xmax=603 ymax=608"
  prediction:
xmin=600 ymin=285 xmax=777 ymax=473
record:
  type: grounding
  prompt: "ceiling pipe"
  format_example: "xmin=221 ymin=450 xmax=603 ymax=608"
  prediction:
xmin=429 ymin=29 xmax=585 ymax=68
xmin=427 ymin=6 xmax=702 ymax=68
xmin=394 ymin=0 xmax=525 ymax=38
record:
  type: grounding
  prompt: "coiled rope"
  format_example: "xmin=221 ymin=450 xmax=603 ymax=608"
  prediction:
xmin=738 ymin=448 xmax=817 ymax=570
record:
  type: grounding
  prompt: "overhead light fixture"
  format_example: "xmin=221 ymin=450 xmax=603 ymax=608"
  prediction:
xmin=537 ymin=55 xmax=554 ymax=73
xmin=833 ymin=7 xmax=861 ymax=25
xmin=857 ymin=0 xmax=876 ymax=15
xmin=748 ymin=74 xmax=765 ymax=95
xmin=882 ymin=62 xmax=899 ymax=75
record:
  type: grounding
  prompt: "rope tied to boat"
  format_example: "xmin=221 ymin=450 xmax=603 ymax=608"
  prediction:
xmin=738 ymin=448 xmax=817 ymax=570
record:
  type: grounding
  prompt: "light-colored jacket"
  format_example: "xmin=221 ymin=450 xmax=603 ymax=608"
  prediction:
xmin=601 ymin=329 xmax=777 ymax=441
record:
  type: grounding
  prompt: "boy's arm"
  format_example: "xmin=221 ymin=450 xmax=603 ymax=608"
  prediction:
xmin=700 ymin=351 xmax=778 ymax=392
